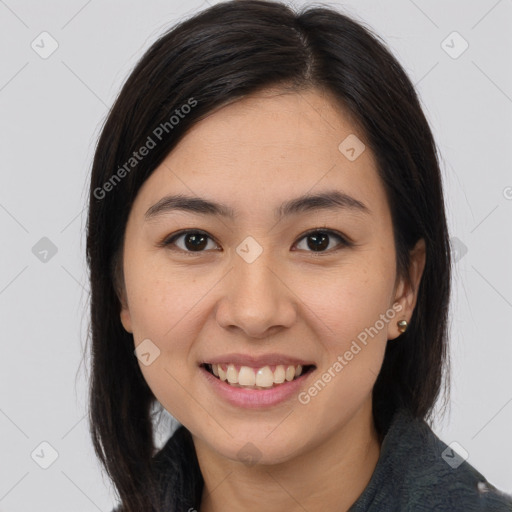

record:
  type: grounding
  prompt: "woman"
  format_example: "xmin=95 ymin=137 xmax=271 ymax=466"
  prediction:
xmin=85 ymin=1 xmax=512 ymax=511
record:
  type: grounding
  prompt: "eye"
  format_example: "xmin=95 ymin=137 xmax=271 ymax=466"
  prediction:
xmin=293 ymin=229 xmax=351 ymax=253
xmin=161 ymin=230 xmax=220 ymax=254
xmin=160 ymin=228 xmax=351 ymax=255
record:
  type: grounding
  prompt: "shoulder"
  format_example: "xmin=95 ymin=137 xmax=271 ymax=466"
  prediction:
xmin=350 ymin=409 xmax=512 ymax=512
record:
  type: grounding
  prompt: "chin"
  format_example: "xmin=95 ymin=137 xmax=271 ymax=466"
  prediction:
xmin=199 ymin=427 xmax=306 ymax=467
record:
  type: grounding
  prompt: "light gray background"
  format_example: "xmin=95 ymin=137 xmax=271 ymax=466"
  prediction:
xmin=1 ymin=0 xmax=511 ymax=510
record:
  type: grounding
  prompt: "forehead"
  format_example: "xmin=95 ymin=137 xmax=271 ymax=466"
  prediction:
xmin=132 ymin=88 xmax=389 ymax=223
xmin=175 ymin=88 xmax=366 ymax=167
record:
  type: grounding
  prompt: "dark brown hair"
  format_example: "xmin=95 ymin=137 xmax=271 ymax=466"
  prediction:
xmin=85 ymin=1 xmax=451 ymax=510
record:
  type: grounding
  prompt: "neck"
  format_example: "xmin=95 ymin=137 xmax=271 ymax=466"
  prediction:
xmin=195 ymin=399 xmax=381 ymax=512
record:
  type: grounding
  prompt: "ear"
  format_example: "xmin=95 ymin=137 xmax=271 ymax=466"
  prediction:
xmin=388 ymin=238 xmax=426 ymax=340
xmin=119 ymin=291 xmax=133 ymax=334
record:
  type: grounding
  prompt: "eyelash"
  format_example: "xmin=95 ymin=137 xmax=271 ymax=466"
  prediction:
xmin=159 ymin=228 xmax=353 ymax=256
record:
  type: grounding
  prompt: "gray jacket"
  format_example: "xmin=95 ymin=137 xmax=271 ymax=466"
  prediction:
xmin=348 ymin=409 xmax=512 ymax=511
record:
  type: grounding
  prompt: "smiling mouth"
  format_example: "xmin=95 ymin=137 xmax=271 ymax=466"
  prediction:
xmin=202 ymin=363 xmax=316 ymax=390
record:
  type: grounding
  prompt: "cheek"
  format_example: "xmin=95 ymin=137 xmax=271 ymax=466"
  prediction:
xmin=126 ymin=275 xmax=203 ymax=424
xmin=295 ymin=255 xmax=396 ymax=348
xmin=288 ymin=252 xmax=395 ymax=411
xmin=121 ymin=255 xmax=193 ymax=396
xmin=123 ymin=251 xmax=206 ymax=340
xmin=292 ymin=264 xmax=393 ymax=437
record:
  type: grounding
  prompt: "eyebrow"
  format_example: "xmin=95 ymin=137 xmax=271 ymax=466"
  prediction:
xmin=144 ymin=190 xmax=370 ymax=222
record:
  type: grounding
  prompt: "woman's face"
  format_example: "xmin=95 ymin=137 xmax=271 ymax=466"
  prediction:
xmin=119 ymin=87 xmax=425 ymax=464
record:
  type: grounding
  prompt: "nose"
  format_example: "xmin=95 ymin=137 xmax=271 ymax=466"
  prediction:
xmin=215 ymin=249 xmax=297 ymax=339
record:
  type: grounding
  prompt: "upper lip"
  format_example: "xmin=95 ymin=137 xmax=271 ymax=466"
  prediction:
xmin=201 ymin=353 xmax=316 ymax=368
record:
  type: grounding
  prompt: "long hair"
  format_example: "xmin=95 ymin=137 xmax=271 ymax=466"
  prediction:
xmin=85 ymin=1 xmax=451 ymax=510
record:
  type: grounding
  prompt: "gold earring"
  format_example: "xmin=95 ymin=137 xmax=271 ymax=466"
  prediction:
xmin=397 ymin=319 xmax=408 ymax=333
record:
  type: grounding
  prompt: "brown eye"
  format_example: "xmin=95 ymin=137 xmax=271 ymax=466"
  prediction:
xmin=161 ymin=228 xmax=351 ymax=255
xmin=294 ymin=230 xmax=350 ymax=253
xmin=162 ymin=230 xmax=219 ymax=253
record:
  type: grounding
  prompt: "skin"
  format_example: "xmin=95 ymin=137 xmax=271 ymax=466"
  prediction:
xmin=119 ymin=87 xmax=426 ymax=512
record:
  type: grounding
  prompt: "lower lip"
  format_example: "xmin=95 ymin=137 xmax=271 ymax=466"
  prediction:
xmin=199 ymin=365 xmax=315 ymax=409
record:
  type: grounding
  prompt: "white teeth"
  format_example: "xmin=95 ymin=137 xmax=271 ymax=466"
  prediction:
xmin=238 ymin=366 xmax=256 ymax=386
xmin=255 ymin=366 xmax=274 ymax=388
xmin=273 ymin=365 xmax=286 ymax=383
xmin=226 ymin=364 xmax=238 ymax=384
xmin=208 ymin=363 xmax=308 ymax=389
